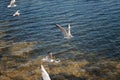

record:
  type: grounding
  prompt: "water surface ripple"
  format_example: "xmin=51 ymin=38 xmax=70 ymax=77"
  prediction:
xmin=0 ymin=0 xmax=120 ymax=60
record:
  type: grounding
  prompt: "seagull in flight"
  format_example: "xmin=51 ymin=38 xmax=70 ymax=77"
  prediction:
xmin=8 ymin=0 xmax=16 ymax=8
xmin=56 ymin=24 xmax=73 ymax=39
xmin=13 ymin=10 xmax=20 ymax=16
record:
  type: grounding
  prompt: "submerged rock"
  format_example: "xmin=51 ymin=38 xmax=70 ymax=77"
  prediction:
xmin=9 ymin=41 xmax=37 ymax=56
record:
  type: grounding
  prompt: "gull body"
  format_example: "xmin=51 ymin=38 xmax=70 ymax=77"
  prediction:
xmin=41 ymin=65 xmax=51 ymax=80
xmin=42 ymin=56 xmax=54 ymax=62
xmin=13 ymin=10 xmax=20 ymax=16
xmin=56 ymin=24 xmax=73 ymax=39
xmin=8 ymin=0 xmax=16 ymax=8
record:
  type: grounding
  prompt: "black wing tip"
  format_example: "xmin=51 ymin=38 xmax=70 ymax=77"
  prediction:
xmin=55 ymin=24 xmax=61 ymax=27
xmin=55 ymin=24 xmax=59 ymax=26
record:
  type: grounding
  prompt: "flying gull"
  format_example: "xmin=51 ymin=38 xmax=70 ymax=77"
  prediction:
xmin=13 ymin=10 xmax=20 ymax=16
xmin=56 ymin=24 xmax=73 ymax=39
xmin=8 ymin=0 xmax=16 ymax=8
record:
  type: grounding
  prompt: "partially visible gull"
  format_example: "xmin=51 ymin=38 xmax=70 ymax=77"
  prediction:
xmin=8 ymin=0 xmax=16 ymax=8
xmin=42 ymin=51 xmax=54 ymax=62
xmin=42 ymin=51 xmax=60 ymax=63
xmin=13 ymin=10 xmax=20 ymax=16
xmin=56 ymin=24 xmax=73 ymax=39
xmin=41 ymin=65 xmax=51 ymax=80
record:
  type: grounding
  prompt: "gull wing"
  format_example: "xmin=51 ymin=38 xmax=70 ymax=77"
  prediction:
xmin=67 ymin=24 xmax=71 ymax=34
xmin=56 ymin=24 xmax=68 ymax=37
xmin=41 ymin=65 xmax=51 ymax=80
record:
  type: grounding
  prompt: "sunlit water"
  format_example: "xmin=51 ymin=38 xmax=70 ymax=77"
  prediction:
xmin=0 ymin=0 xmax=120 ymax=60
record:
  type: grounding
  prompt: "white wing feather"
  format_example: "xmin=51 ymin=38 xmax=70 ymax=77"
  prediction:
xmin=41 ymin=65 xmax=51 ymax=80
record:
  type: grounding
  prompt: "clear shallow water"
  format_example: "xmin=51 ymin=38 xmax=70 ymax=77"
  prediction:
xmin=0 ymin=0 xmax=120 ymax=60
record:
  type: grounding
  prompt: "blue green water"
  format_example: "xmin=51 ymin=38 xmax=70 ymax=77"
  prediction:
xmin=0 ymin=0 xmax=120 ymax=60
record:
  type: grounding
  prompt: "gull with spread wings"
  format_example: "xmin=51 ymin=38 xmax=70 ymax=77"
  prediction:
xmin=13 ymin=10 xmax=20 ymax=16
xmin=56 ymin=24 xmax=73 ymax=39
xmin=8 ymin=0 xmax=16 ymax=8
